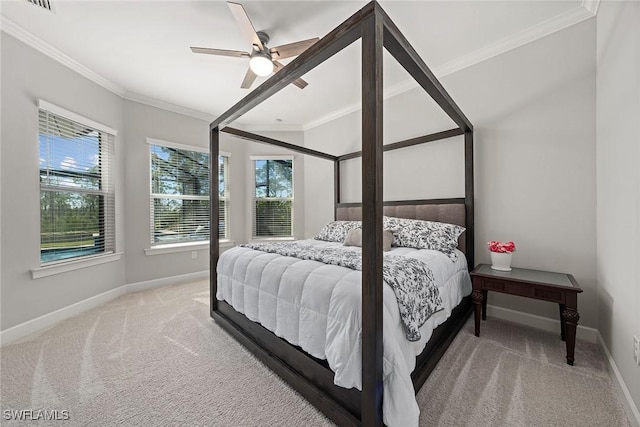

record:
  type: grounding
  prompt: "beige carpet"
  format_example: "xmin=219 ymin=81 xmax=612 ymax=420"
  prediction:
xmin=0 ymin=279 xmax=630 ymax=426
xmin=418 ymin=316 xmax=631 ymax=427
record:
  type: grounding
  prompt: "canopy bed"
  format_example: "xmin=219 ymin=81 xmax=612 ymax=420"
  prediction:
xmin=209 ymin=2 xmax=474 ymax=426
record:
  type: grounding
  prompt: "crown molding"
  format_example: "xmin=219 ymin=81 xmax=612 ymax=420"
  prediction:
xmin=240 ymin=123 xmax=304 ymax=132
xmin=303 ymin=4 xmax=596 ymax=131
xmin=124 ymin=92 xmax=303 ymax=131
xmin=0 ymin=15 xmax=126 ymax=97
xmin=123 ymin=91 xmax=214 ymax=122
xmin=2 ymin=2 xmax=600 ymax=133
xmin=434 ymin=4 xmax=594 ymax=78
xmin=302 ymin=103 xmax=360 ymax=132
xmin=582 ymin=0 xmax=601 ymax=16
xmin=303 ymin=78 xmax=417 ymax=131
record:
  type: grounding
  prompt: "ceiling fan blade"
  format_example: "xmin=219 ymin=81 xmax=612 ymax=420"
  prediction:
xmin=269 ymin=38 xmax=319 ymax=60
xmin=227 ymin=2 xmax=264 ymax=51
xmin=291 ymin=77 xmax=308 ymax=89
xmin=240 ymin=67 xmax=258 ymax=89
xmin=273 ymin=61 xmax=308 ymax=89
xmin=190 ymin=47 xmax=250 ymax=58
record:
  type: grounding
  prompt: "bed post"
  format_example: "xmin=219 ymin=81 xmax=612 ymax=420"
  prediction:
xmin=361 ymin=6 xmax=384 ymax=427
xmin=334 ymin=160 xmax=341 ymax=220
xmin=464 ymin=130 xmax=474 ymax=270
xmin=210 ymin=127 xmax=220 ymax=314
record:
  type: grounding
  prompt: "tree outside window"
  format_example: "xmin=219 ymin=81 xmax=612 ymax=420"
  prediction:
xmin=252 ymin=158 xmax=293 ymax=238
xmin=150 ymin=142 xmax=229 ymax=244
xmin=39 ymin=108 xmax=115 ymax=264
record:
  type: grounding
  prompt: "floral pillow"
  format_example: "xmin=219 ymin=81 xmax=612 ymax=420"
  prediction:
xmin=382 ymin=216 xmax=465 ymax=261
xmin=314 ymin=220 xmax=362 ymax=242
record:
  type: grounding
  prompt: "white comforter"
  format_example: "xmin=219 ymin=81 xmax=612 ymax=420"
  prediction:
xmin=217 ymin=239 xmax=471 ymax=426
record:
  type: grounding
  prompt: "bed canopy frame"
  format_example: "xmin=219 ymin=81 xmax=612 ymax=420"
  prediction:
xmin=209 ymin=2 xmax=474 ymax=426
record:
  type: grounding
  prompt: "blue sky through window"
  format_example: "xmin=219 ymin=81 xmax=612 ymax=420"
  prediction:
xmin=39 ymin=133 xmax=100 ymax=190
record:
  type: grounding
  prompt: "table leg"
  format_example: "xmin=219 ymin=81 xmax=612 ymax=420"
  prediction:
xmin=472 ymin=290 xmax=483 ymax=337
xmin=559 ymin=304 xmax=566 ymax=341
xmin=482 ymin=290 xmax=488 ymax=320
xmin=561 ymin=308 xmax=580 ymax=365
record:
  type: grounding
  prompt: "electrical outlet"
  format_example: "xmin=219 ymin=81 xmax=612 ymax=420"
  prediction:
xmin=634 ymin=336 xmax=640 ymax=366
xmin=191 ymin=251 xmax=197 ymax=259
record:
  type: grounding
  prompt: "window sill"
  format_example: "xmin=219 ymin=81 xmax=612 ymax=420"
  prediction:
xmin=145 ymin=240 xmax=235 ymax=256
xmin=31 ymin=252 xmax=123 ymax=279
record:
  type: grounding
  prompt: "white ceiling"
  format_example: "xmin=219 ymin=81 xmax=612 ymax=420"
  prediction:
xmin=1 ymin=0 xmax=595 ymax=130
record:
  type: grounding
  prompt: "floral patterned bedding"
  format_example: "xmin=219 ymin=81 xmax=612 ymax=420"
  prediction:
xmin=242 ymin=241 xmax=443 ymax=341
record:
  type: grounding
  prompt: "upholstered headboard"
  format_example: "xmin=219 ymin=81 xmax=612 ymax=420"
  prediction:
xmin=335 ymin=203 xmax=467 ymax=254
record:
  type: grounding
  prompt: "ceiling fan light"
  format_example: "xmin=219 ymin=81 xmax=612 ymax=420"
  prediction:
xmin=249 ymin=53 xmax=274 ymax=77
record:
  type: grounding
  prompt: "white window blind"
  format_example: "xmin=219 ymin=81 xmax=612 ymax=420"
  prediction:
xmin=218 ymin=154 xmax=230 ymax=240
xmin=252 ymin=157 xmax=293 ymax=239
xmin=39 ymin=105 xmax=116 ymax=265
xmin=149 ymin=142 xmax=229 ymax=244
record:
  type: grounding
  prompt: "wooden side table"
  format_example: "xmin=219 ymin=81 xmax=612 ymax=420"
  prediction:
xmin=470 ymin=264 xmax=583 ymax=365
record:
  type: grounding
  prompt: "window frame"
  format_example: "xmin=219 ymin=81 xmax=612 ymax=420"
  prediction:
xmin=37 ymin=100 xmax=117 ymax=268
xmin=147 ymin=138 xmax=231 ymax=249
xmin=218 ymin=153 xmax=231 ymax=241
xmin=250 ymin=155 xmax=294 ymax=240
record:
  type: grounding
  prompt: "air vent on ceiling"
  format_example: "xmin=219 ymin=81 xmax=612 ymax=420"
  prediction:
xmin=27 ymin=0 xmax=54 ymax=12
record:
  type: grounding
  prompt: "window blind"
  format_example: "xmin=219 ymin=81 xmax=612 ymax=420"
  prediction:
xmin=149 ymin=143 xmax=229 ymax=244
xmin=39 ymin=107 xmax=115 ymax=264
xmin=218 ymin=154 xmax=230 ymax=240
xmin=252 ymin=158 xmax=293 ymax=238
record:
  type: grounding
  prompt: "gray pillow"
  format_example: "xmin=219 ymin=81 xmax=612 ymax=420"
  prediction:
xmin=343 ymin=228 xmax=393 ymax=251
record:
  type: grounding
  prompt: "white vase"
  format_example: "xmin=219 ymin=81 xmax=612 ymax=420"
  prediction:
xmin=490 ymin=252 xmax=513 ymax=271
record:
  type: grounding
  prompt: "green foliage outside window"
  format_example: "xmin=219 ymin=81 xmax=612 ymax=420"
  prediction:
xmin=39 ymin=108 xmax=113 ymax=264
xmin=253 ymin=159 xmax=293 ymax=238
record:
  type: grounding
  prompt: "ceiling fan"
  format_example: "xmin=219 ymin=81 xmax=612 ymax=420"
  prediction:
xmin=190 ymin=1 xmax=319 ymax=89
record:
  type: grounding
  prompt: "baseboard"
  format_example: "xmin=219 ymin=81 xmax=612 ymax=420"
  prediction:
xmin=486 ymin=304 xmax=598 ymax=343
xmin=125 ymin=270 xmax=209 ymax=293
xmin=0 ymin=286 xmax=127 ymax=346
xmin=597 ymin=332 xmax=640 ymax=427
xmin=0 ymin=270 xmax=210 ymax=347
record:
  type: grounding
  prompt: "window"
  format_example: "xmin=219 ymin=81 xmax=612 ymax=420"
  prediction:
xmin=39 ymin=101 xmax=116 ymax=265
xmin=252 ymin=157 xmax=293 ymax=239
xmin=149 ymin=140 xmax=230 ymax=245
xmin=218 ymin=154 xmax=230 ymax=240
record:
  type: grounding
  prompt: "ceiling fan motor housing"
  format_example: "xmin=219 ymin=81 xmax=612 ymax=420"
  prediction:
xmin=256 ymin=31 xmax=270 ymax=50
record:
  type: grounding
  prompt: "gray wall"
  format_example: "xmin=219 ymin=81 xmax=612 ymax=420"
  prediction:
xmin=1 ymin=34 xmax=126 ymax=329
xmin=453 ymin=19 xmax=597 ymax=328
xmin=0 ymin=33 xmax=304 ymax=330
xmin=305 ymin=20 xmax=598 ymax=328
xmin=596 ymin=0 xmax=640 ymax=411
xmin=123 ymin=101 xmax=223 ymax=284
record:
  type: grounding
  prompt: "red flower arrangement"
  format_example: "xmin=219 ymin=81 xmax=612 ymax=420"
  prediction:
xmin=488 ymin=240 xmax=516 ymax=253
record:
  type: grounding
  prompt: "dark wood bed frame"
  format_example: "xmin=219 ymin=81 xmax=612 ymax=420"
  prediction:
xmin=209 ymin=2 xmax=474 ymax=426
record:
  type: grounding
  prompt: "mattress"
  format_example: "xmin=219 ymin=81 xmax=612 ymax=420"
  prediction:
xmin=216 ymin=239 xmax=471 ymax=427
